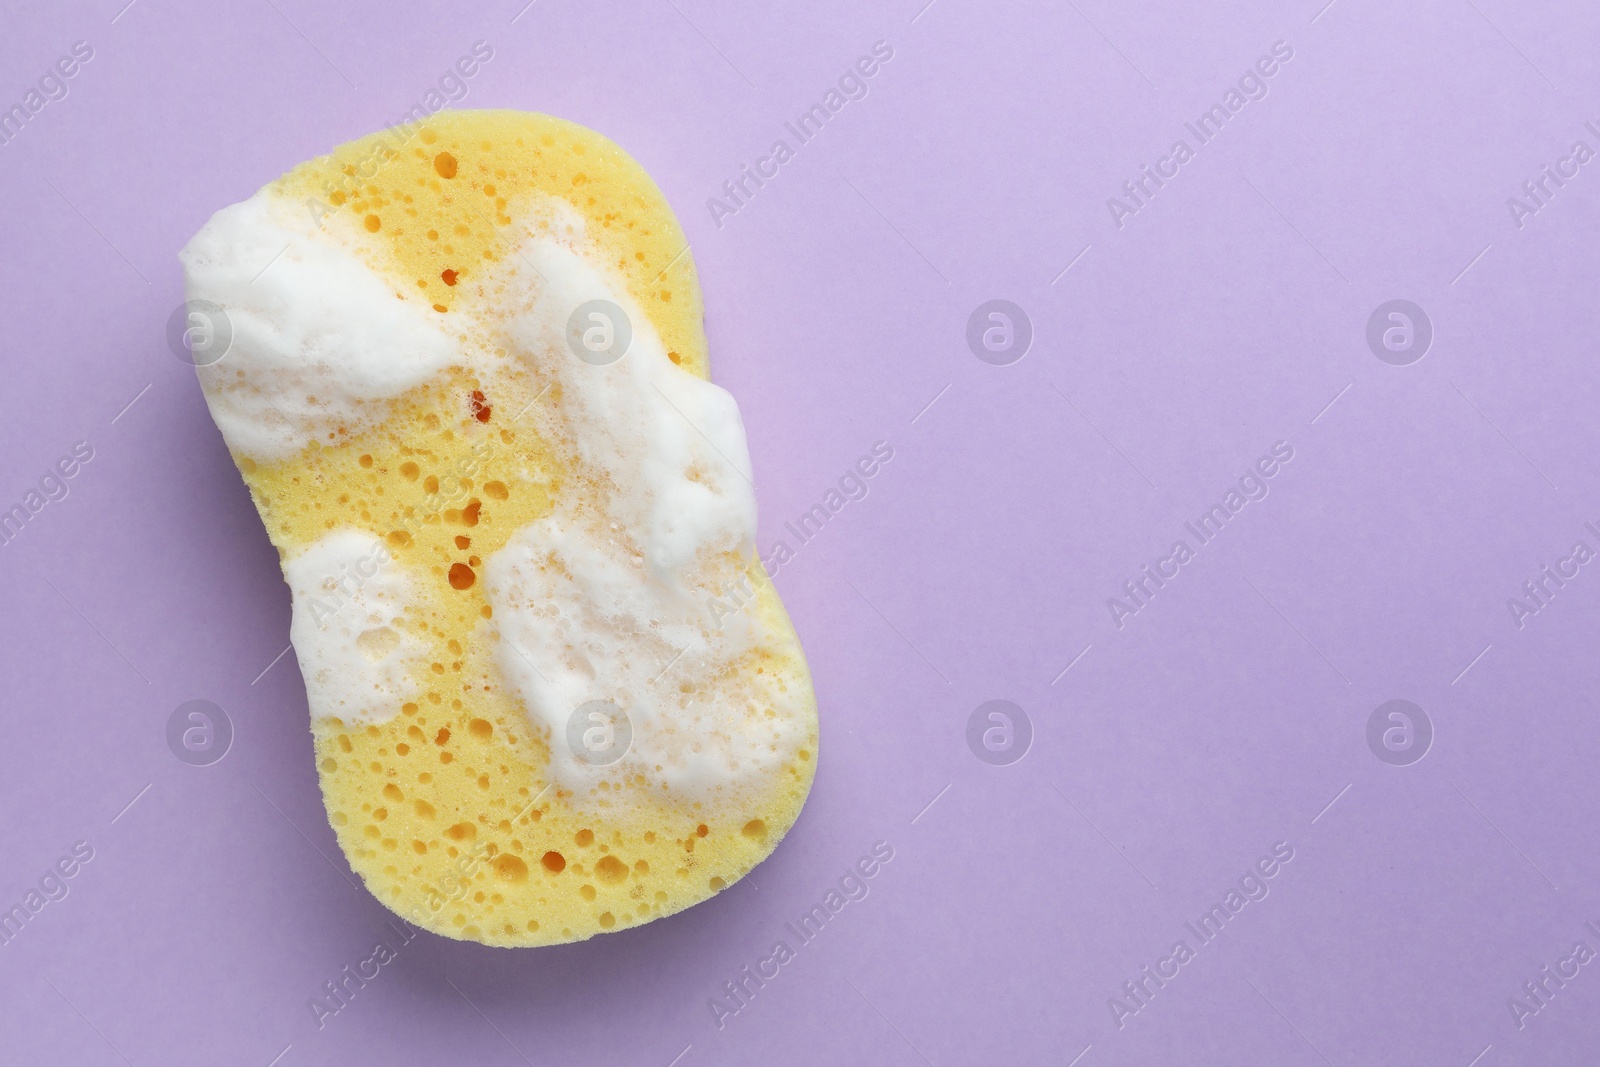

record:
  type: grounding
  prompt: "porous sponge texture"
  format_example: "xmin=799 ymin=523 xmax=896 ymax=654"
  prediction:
xmin=235 ymin=110 xmax=817 ymax=946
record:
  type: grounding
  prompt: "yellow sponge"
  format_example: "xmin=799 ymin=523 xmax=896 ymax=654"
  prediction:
xmin=180 ymin=110 xmax=818 ymax=946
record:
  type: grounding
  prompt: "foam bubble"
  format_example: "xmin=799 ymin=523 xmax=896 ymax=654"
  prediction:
xmin=179 ymin=190 xmax=461 ymax=461
xmin=285 ymin=529 xmax=423 ymax=724
xmin=483 ymin=233 xmax=802 ymax=801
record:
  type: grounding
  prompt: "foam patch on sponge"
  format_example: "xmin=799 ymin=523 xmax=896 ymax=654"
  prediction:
xmin=180 ymin=110 xmax=818 ymax=946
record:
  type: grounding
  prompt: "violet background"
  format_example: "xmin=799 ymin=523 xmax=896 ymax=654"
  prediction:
xmin=2 ymin=0 xmax=1598 ymax=1064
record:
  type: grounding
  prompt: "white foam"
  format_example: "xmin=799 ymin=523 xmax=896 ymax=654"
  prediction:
xmin=284 ymin=529 xmax=423 ymax=724
xmin=179 ymin=189 xmax=461 ymax=461
xmin=483 ymin=230 xmax=804 ymax=801
xmin=184 ymin=180 xmax=807 ymax=796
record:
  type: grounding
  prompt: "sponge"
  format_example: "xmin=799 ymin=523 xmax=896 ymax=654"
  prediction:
xmin=180 ymin=110 xmax=818 ymax=946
